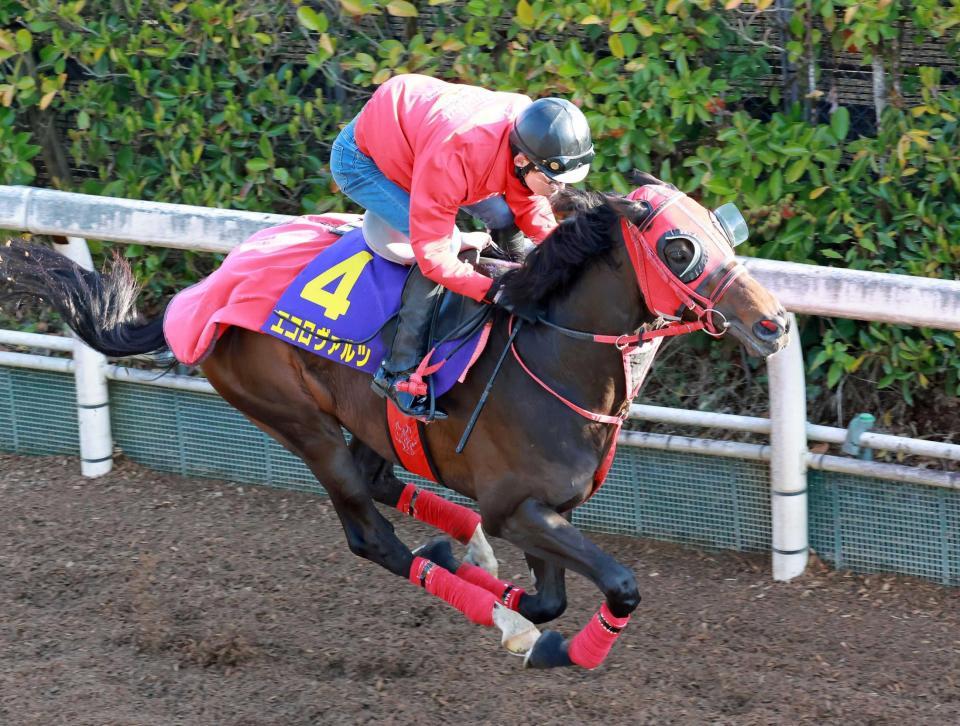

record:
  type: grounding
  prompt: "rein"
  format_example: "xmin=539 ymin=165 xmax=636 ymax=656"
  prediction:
xmin=537 ymin=316 xmax=705 ymax=349
xmin=508 ymin=316 xmax=629 ymax=426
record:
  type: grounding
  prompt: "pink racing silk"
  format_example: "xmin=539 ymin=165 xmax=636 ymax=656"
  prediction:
xmin=354 ymin=74 xmax=557 ymax=301
xmin=163 ymin=214 xmax=358 ymax=366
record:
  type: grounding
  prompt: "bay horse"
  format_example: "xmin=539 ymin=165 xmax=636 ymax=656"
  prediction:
xmin=0 ymin=180 xmax=788 ymax=669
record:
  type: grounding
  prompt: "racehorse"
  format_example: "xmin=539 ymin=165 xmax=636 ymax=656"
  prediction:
xmin=0 ymin=179 xmax=789 ymax=669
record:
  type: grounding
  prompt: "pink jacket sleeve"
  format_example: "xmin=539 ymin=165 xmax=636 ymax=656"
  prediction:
xmin=408 ymin=154 xmax=495 ymax=302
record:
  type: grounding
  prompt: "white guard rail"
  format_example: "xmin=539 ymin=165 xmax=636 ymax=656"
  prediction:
xmin=3 ymin=185 xmax=960 ymax=581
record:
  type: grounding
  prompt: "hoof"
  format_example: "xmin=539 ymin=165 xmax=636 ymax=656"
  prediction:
xmin=492 ymin=602 xmax=540 ymax=655
xmin=464 ymin=524 xmax=498 ymax=578
xmin=523 ymin=630 xmax=572 ymax=669
xmin=412 ymin=537 xmax=459 ymax=573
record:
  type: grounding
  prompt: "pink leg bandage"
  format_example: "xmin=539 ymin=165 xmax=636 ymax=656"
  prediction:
xmin=567 ymin=602 xmax=631 ymax=670
xmin=396 ymin=483 xmax=481 ymax=544
xmin=409 ymin=556 xmax=495 ymax=626
xmin=456 ymin=561 xmax=525 ymax=611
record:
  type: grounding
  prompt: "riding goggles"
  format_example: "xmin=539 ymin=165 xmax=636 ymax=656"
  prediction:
xmin=535 ymin=148 xmax=596 ymax=183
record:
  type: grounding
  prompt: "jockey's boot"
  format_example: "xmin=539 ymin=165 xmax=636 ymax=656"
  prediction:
xmin=371 ymin=265 xmax=448 ymax=422
xmin=491 ymin=223 xmax=529 ymax=263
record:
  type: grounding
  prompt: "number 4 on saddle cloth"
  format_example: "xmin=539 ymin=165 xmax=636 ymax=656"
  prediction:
xmin=163 ymin=214 xmax=493 ymax=477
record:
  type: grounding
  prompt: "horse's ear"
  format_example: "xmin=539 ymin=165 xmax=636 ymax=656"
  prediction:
xmin=607 ymin=195 xmax=651 ymax=226
xmin=630 ymin=170 xmax=659 ymax=187
xmin=630 ymin=169 xmax=679 ymax=191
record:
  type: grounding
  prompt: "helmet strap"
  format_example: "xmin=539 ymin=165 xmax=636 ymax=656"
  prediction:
xmin=514 ymin=161 xmax=537 ymax=190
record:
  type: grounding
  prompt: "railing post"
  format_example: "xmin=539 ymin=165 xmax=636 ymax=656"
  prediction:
xmin=53 ymin=236 xmax=113 ymax=477
xmin=768 ymin=313 xmax=808 ymax=580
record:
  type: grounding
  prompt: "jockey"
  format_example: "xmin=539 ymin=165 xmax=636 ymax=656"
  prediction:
xmin=330 ymin=73 xmax=594 ymax=421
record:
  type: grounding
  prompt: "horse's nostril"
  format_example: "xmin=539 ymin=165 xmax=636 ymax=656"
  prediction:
xmin=754 ymin=319 xmax=783 ymax=340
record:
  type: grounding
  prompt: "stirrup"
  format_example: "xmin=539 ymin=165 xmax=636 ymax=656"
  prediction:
xmin=391 ymin=389 xmax=448 ymax=423
xmin=371 ymin=368 xmax=447 ymax=422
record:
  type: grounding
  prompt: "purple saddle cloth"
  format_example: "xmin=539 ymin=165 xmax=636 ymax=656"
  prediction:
xmin=261 ymin=228 xmax=486 ymax=397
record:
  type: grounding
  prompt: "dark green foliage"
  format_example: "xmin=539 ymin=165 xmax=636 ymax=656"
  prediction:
xmin=1 ymin=0 xmax=958 ymax=409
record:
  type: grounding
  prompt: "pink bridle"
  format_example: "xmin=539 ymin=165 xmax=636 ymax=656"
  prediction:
xmin=620 ymin=184 xmax=746 ymax=340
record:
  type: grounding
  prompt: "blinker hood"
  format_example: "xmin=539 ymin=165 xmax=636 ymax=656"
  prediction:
xmin=622 ymin=185 xmax=738 ymax=320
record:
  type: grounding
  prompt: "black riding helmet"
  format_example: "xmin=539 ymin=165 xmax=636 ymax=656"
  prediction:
xmin=509 ymin=98 xmax=595 ymax=184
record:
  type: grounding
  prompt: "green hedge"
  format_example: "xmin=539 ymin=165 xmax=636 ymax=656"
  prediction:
xmin=1 ymin=0 xmax=958 ymax=408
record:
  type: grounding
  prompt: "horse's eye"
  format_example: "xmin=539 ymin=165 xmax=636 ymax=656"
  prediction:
xmin=656 ymin=229 xmax=707 ymax=282
xmin=666 ymin=242 xmax=692 ymax=268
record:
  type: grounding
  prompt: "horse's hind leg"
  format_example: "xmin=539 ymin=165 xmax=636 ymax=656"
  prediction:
xmin=349 ymin=439 xmax=499 ymax=577
xmin=409 ymin=542 xmax=567 ymax=627
xmin=252 ymin=412 xmax=415 ymax=576
xmin=294 ymin=431 xmax=539 ymax=652
xmin=202 ymin=332 xmax=537 ymax=651
xmin=201 ymin=334 xmax=407 ymax=573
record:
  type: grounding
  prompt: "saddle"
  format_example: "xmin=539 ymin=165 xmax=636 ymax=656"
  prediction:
xmin=361 ymin=210 xmax=510 ymax=366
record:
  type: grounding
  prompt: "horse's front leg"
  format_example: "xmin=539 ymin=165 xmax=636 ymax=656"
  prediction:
xmin=490 ymin=497 xmax=640 ymax=669
xmin=519 ymin=553 xmax=568 ymax=625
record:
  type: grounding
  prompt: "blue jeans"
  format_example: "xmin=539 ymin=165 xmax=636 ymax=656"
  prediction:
xmin=330 ymin=117 xmax=515 ymax=238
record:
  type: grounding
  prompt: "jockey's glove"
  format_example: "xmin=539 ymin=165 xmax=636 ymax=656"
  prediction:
xmin=483 ymin=278 xmax=540 ymax=324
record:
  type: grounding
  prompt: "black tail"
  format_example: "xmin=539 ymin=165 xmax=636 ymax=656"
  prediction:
xmin=0 ymin=239 xmax=168 ymax=358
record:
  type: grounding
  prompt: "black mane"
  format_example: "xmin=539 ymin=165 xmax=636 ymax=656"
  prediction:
xmin=500 ymin=188 xmax=622 ymax=307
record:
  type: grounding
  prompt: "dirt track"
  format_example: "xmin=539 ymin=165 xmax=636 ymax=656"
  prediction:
xmin=1 ymin=453 xmax=958 ymax=725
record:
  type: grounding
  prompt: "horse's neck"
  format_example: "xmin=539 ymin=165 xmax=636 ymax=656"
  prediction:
xmin=546 ymin=241 xmax=648 ymax=335
xmin=527 ymin=241 xmax=651 ymax=415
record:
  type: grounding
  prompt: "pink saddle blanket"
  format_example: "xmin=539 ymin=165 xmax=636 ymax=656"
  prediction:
xmin=163 ymin=214 xmax=359 ymax=366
